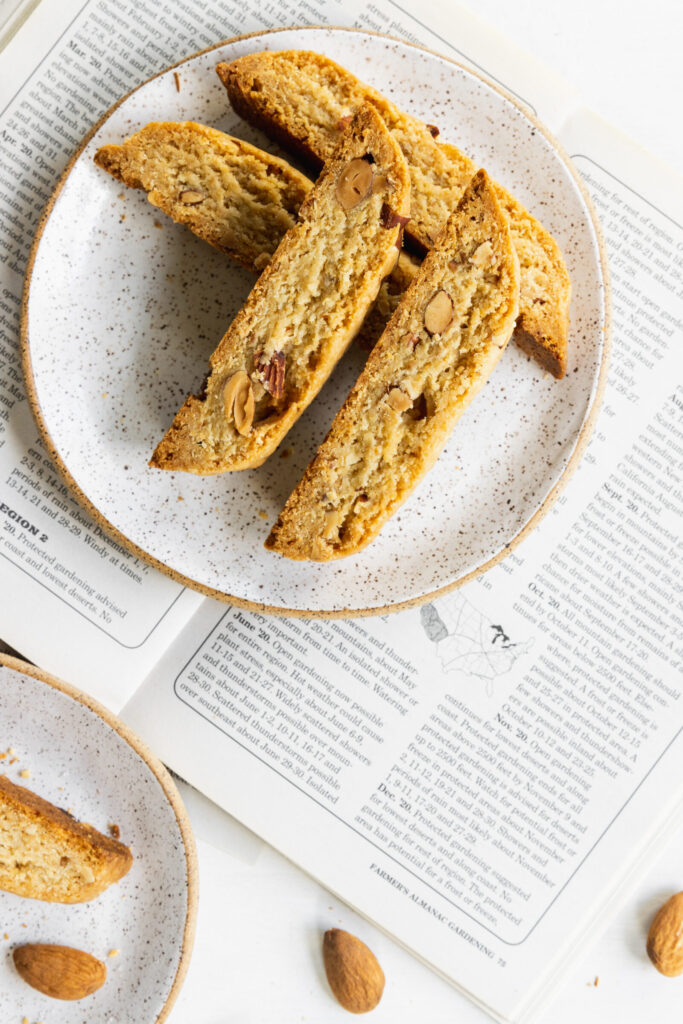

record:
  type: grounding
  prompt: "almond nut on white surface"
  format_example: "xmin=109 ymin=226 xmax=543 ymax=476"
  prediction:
xmin=322 ymin=928 xmax=385 ymax=1013
xmin=647 ymin=891 xmax=683 ymax=976
xmin=13 ymin=943 xmax=107 ymax=1000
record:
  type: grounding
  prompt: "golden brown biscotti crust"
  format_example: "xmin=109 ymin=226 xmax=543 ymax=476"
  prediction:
xmin=266 ymin=169 xmax=520 ymax=560
xmin=0 ymin=775 xmax=133 ymax=903
xmin=217 ymin=50 xmax=571 ymax=378
xmin=150 ymin=104 xmax=411 ymax=473
xmin=94 ymin=121 xmax=313 ymax=272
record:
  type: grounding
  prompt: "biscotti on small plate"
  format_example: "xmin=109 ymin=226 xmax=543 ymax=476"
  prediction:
xmin=217 ymin=50 xmax=570 ymax=378
xmin=94 ymin=121 xmax=313 ymax=272
xmin=266 ymin=169 xmax=520 ymax=560
xmin=0 ymin=774 xmax=133 ymax=903
xmin=150 ymin=104 xmax=410 ymax=473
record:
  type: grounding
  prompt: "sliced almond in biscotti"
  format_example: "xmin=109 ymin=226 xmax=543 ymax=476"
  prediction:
xmin=149 ymin=104 xmax=410 ymax=473
xmin=94 ymin=121 xmax=313 ymax=272
xmin=0 ymin=775 xmax=132 ymax=903
xmin=217 ymin=50 xmax=570 ymax=378
xmin=266 ymin=169 xmax=519 ymax=560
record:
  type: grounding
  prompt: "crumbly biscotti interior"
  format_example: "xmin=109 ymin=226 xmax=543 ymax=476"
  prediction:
xmin=150 ymin=104 xmax=410 ymax=473
xmin=94 ymin=121 xmax=313 ymax=271
xmin=0 ymin=776 xmax=133 ymax=903
xmin=217 ymin=50 xmax=571 ymax=378
xmin=266 ymin=170 xmax=520 ymax=561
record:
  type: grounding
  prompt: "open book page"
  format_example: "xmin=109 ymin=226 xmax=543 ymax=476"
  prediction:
xmin=0 ymin=0 xmax=579 ymax=701
xmin=123 ymin=74 xmax=683 ymax=1024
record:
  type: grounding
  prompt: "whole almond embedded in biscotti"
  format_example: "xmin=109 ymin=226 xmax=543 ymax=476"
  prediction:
xmin=13 ymin=944 xmax=106 ymax=1000
xmin=223 ymin=371 xmax=255 ymax=436
xmin=423 ymin=289 xmax=454 ymax=335
xmin=336 ymin=158 xmax=374 ymax=210
xmin=322 ymin=928 xmax=385 ymax=1013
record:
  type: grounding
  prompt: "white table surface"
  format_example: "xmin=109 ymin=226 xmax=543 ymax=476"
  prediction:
xmin=465 ymin=0 xmax=683 ymax=173
xmin=3 ymin=0 xmax=683 ymax=1020
xmin=166 ymin=6 xmax=683 ymax=1022
xmin=167 ymin=784 xmax=683 ymax=1024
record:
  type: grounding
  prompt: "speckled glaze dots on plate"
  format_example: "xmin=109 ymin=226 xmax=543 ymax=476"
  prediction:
xmin=0 ymin=656 xmax=197 ymax=1024
xmin=22 ymin=27 xmax=609 ymax=617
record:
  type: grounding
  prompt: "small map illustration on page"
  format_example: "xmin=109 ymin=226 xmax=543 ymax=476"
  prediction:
xmin=420 ymin=594 xmax=531 ymax=694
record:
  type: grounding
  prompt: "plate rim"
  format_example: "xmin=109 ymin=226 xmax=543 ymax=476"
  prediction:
xmin=0 ymin=652 xmax=198 ymax=1024
xmin=20 ymin=24 xmax=612 ymax=619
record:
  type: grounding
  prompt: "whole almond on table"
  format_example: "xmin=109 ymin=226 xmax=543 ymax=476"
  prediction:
xmin=13 ymin=943 xmax=106 ymax=1000
xmin=647 ymin=892 xmax=683 ymax=976
xmin=322 ymin=928 xmax=385 ymax=1013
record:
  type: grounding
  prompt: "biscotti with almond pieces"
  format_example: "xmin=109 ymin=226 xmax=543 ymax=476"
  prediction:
xmin=0 ymin=775 xmax=133 ymax=903
xmin=94 ymin=121 xmax=313 ymax=273
xmin=150 ymin=104 xmax=410 ymax=473
xmin=93 ymin=119 xmax=412 ymax=351
xmin=266 ymin=170 xmax=520 ymax=560
xmin=217 ymin=49 xmax=570 ymax=378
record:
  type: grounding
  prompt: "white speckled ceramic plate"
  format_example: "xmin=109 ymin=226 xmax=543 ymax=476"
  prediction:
xmin=0 ymin=655 xmax=197 ymax=1024
xmin=22 ymin=27 xmax=609 ymax=616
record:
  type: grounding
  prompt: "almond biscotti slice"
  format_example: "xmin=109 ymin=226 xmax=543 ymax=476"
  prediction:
xmin=150 ymin=105 xmax=410 ymax=473
xmin=0 ymin=775 xmax=133 ymax=903
xmin=266 ymin=170 xmax=519 ymax=561
xmin=94 ymin=121 xmax=313 ymax=272
xmin=440 ymin=142 xmax=569 ymax=377
xmin=94 ymin=119 xmax=408 ymax=351
xmin=217 ymin=50 xmax=570 ymax=378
